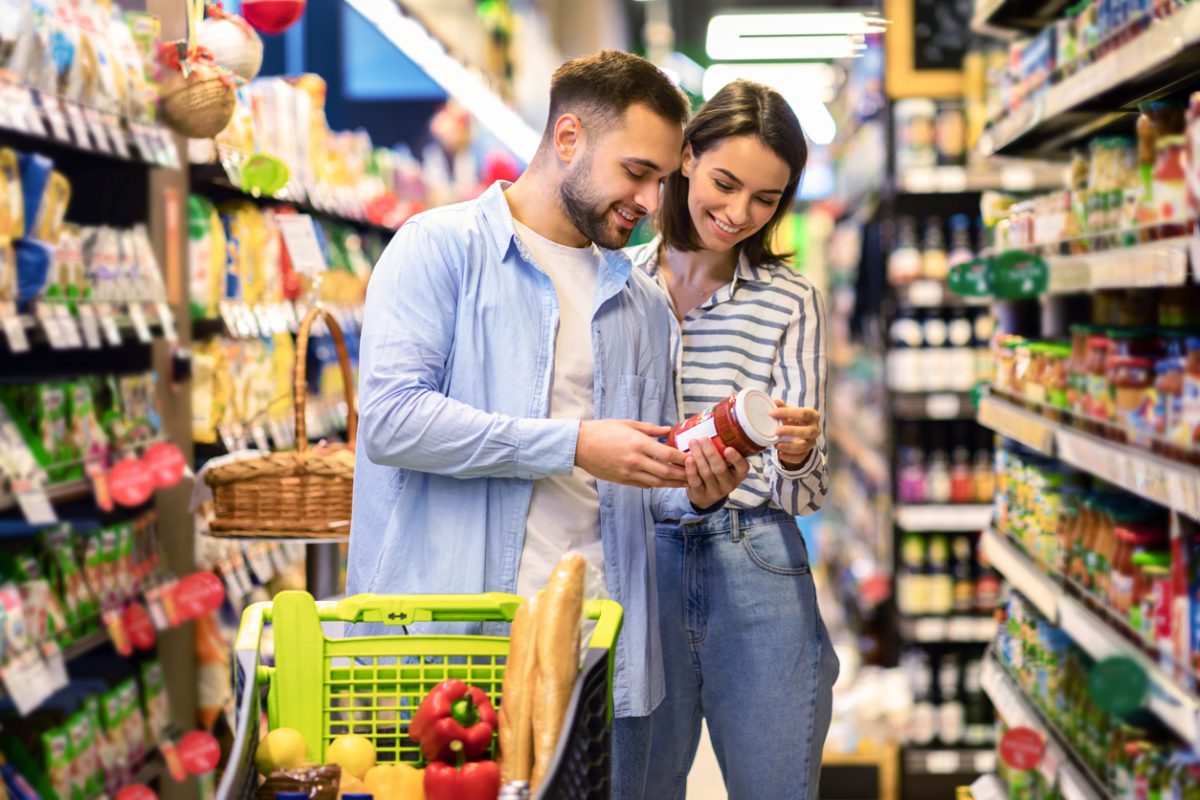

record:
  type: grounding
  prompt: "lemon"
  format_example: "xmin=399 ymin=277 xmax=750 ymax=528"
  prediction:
xmin=255 ymin=727 xmax=308 ymax=774
xmin=325 ymin=734 xmax=377 ymax=779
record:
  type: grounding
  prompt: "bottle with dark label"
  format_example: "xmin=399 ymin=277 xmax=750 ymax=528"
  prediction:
xmin=950 ymin=425 xmax=975 ymax=503
xmin=952 ymin=535 xmax=976 ymax=613
xmin=889 ymin=217 xmax=922 ymax=286
xmin=976 ymin=546 xmax=1002 ymax=612
xmin=921 ymin=217 xmax=949 ymax=281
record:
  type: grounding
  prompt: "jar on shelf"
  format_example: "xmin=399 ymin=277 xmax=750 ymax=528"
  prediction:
xmin=1111 ymin=523 xmax=1168 ymax=615
xmin=1180 ymin=335 xmax=1200 ymax=463
xmin=1153 ymin=135 xmax=1188 ymax=237
xmin=1109 ymin=355 xmax=1155 ymax=445
xmin=1131 ymin=548 xmax=1170 ymax=641
xmin=1152 ymin=330 xmax=1187 ymax=459
xmin=1084 ymin=332 xmax=1114 ymax=424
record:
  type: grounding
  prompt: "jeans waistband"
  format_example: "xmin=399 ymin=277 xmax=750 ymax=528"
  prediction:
xmin=660 ymin=505 xmax=795 ymax=541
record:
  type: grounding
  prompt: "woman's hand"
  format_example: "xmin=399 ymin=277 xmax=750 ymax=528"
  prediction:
xmin=769 ymin=400 xmax=821 ymax=470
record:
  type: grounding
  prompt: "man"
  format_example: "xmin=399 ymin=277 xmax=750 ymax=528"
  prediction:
xmin=347 ymin=50 xmax=749 ymax=795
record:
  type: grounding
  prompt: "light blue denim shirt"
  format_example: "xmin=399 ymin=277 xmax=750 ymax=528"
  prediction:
xmin=346 ymin=181 xmax=695 ymax=718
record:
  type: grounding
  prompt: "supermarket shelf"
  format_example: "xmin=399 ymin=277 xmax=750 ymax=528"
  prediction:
xmin=0 ymin=88 xmax=179 ymax=169
xmin=1045 ymin=236 xmax=1191 ymax=293
xmin=903 ymin=746 xmax=997 ymax=776
xmin=977 ymin=392 xmax=1200 ymax=520
xmin=971 ymin=0 xmax=1072 ymax=33
xmin=892 ymin=391 xmax=977 ymax=420
xmin=896 ymin=161 xmax=1065 ymax=194
xmin=829 ymin=424 xmax=889 ymax=487
xmin=894 ymin=279 xmax=992 ymax=309
xmin=901 ymin=615 xmax=996 ymax=643
xmin=895 ymin=504 xmax=994 ymax=532
xmin=0 ymin=478 xmax=92 ymax=516
xmin=128 ymin=749 xmax=164 ymax=787
xmin=982 ymin=528 xmax=1200 ymax=749
xmin=190 ymin=164 xmax=397 ymax=235
xmin=980 ymin=529 xmax=1059 ymax=620
xmin=61 ymin=628 xmax=111 ymax=661
xmin=978 ymin=4 xmax=1200 ymax=156
xmin=981 ymin=654 xmax=1111 ymax=800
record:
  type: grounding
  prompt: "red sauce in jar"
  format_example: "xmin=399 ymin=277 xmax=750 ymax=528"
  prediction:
xmin=668 ymin=388 xmax=780 ymax=457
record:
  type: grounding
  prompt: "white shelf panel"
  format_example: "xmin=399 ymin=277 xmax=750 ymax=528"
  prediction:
xmin=980 ymin=529 xmax=1059 ymax=621
xmin=1045 ymin=236 xmax=1191 ymax=293
xmin=895 ymin=504 xmax=994 ymax=532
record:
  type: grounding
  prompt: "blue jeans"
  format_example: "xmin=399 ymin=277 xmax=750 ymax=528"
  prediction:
xmin=645 ymin=507 xmax=839 ymax=800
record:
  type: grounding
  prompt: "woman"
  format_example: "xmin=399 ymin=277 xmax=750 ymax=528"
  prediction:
xmin=627 ymin=80 xmax=839 ymax=800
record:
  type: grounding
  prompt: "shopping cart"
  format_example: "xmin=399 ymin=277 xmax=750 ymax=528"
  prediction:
xmin=216 ymin=590 xmax=623 ymax=800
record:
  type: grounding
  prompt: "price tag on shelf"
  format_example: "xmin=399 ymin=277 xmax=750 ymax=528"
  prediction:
xmin=17 ymin=87 xmax=46 ymax=137
xmin=53 ymin=305 xmax=82 ymax=349
xmin=83 ymin=108 xmax=113 ymax=154
xmin=104 ymin=113 xmax=130 ymax=158
xmin=1 ymin=650 xmax=53 ymax=715
xmin=76 ymin=304 xmax=102 ymax=349
xmin=154 ymin=301 xmax=177 ymax=343
xmin=276 ymin=215 xmax=330 ymax=277
xmin=130 ymin=123 xmax=153 ymax=162
xmin=127 ymin=302 xmax=153 ymax=343
xmin=38 ymin=93 xmax=71 ymax=143
xmin=947 ymin=616 xmax=974 ymax=641
xmin=924 ymin=751 xmax=961 ymax=774
xmin=64 ymin=102 xmax=92 ymax=149
xmin=0 ymin=84 xmax=20 ymax=131
xmin=2 ymin=313 xmax=30 ymax=353
xmin=35 ymin=305 xmax=67 ymax=349
xmin=95 ymin=302 xmax=123 ymax=346
xmin=913 ymin=617 xmax=946 ymax=640
xmin=10 ymin=478 xmax=58 ymax=525
xmin=926 ymin=393 xmax=962 ymax=419
xmin=269 ymin=542 xmax=291 ymax=574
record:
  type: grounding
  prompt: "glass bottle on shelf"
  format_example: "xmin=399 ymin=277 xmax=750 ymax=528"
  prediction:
xmin=921 ymin=311 xmax=950 ymax=392
xmin=937 ymin=653 xmax=965 ymax=746
xmin=921 ymin=217 xmax=949 ymax=281
xmin=952 ymin=535 xmax=975 ymax=612
xmin=927 ymin=438 xmax=952 ymax=505
xmin=897 ymin=426 xmax=929 ymax=504
xmin=947 ymin=311 xmax=976 ymax=392
xmin=926 ymin=535 xmax=954 ymax=616
xmin=972 ymin=429 xmax=995 ymax=504
xmin=963 ymin=658 xmax=992 ymax=745
xmin=975 ymin=547 xmax=1002 ymax=612
xmin=947 ymin=213 xmax=975 ymax=269
xmin=898 ymin=534 xmax=929 ymax=616
xmin=888 ymin=217 xmax=922 ymax=286
xmin=949 ymin=437 xmax=975 ymax=504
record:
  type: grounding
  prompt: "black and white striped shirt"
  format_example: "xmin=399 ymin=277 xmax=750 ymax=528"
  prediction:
xmin=627 ymin=237 xmax=829 ymax=515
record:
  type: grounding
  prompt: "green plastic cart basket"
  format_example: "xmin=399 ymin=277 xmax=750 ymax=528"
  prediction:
xmin=215 ymin=590 xmax=623 ymax=800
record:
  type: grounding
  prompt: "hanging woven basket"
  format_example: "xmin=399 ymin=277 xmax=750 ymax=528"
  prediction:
xmin=205 ymin=306 xmax=357 ymax=538
xmin=158 ymin=44 xmax=237 ymax=139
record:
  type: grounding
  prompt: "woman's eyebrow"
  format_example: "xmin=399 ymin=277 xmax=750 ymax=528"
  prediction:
xmin=713 ymin=167 xmax=783 ymax=195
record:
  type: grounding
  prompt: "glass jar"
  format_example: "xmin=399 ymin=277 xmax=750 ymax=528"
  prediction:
xmin=1045 ymin=342 xmax=1072 ymax=409
xmin=1131 ymin=549 xmax=1170 ymax=643
xmin=1110 ymin=355 xmax=1155 ymax=444
xmin=1068 ymin=324 xmax=1096 ymax=414
xmin=1153 ymin=135 xmax=1189 ymax=237
xmin=1180 ymin=336 xmax=1200 ymax=464
xmin=1153 ymin=330 xmax=1187 ymax=459
xmin=1112 ymin=524 xmax=1168 ymax=615
xmin=1085 ymin=333 xmax=1114 ymax=423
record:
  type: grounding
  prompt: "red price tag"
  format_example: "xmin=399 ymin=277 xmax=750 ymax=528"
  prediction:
xmin=141 ymin=442 xmax=186 ymax=489
xmin=177 ymin=731 xmax=221 ymax=775
xmin=116 ymin=785 xmax=157 ymax=800
xmin=124 ymin=603 xmax=157 ymax=650
xmin=109 ymin=458 xmax=154 ymax=507
xmin=999 ymin=727 xmax=1045 ymax=771
xmin=173 ymin=572 xmax=225 ymax=620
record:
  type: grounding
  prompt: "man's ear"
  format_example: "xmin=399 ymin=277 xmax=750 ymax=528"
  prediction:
xmin=553 ymin=113 xmax=583 ymax=164
xmin=680 ymin=142 xmax=695 ymax=178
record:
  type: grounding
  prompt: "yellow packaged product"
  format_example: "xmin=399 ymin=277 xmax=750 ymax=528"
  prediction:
xmin=0 ymin=148 xmax=24 ymax=239
xmin=34 ymin=171 xmax=71 ymax=244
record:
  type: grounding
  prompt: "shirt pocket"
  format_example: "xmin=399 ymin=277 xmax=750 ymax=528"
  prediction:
xmin=612 ymin=374 xmax=663 ymax=420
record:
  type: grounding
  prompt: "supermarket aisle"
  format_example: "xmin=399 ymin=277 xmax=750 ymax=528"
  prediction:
xmin=687 ymin=723 xmax=727 ymax=800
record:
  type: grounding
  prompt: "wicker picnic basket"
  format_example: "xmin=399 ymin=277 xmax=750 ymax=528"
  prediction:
xmin=205 ymin=305 xmax=356 ymax=538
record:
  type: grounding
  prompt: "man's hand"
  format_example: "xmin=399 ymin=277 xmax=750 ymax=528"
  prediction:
xmin=769 ymin=400 xmax=820 ymax=470
xmin=576 ymin=419 xmax=688 ymax=489
xmin=684 ymin=439 xmax=750 ymax=509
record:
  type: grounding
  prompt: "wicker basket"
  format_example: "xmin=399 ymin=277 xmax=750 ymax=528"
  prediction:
xmin=205 ymin=306 xmax=357 ymax=539
xmin=159 ymin=62 xmax=237 ymax=139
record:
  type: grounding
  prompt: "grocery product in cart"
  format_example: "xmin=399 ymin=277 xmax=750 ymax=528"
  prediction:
xmin=218 ymin=557 xmax=621 ymax=800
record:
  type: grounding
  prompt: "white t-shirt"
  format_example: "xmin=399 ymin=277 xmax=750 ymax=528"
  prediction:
xmin=512 ymin=219 xmax=605 ymax=597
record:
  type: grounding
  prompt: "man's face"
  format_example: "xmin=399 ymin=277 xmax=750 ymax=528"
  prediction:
xmin=557 ymin=104 xmax=684 ymax=249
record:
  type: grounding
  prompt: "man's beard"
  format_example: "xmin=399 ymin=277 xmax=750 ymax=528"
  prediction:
xmin=557 ymin=155 xmax=634 ymax=250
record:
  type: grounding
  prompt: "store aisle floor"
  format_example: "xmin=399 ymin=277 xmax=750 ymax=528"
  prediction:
xmin=686 ymin=722 xmax=728 ymax=799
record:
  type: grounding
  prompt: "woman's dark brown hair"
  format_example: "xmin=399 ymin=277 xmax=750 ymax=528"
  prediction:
xmin=659 ymin=79 xmax=808 ymax=266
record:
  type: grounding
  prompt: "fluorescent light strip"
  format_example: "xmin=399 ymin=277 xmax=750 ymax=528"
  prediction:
xmin=702 ymin=65 xmax=837 ymax=145
xmin=707 ymin=12 xmax=883 ymax=61
xmin=343 ymin=0 xmax=540 ymax=163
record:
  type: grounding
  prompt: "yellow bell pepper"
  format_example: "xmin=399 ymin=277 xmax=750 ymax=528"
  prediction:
xmin=363 ymin=763 xmax=425 ymax=800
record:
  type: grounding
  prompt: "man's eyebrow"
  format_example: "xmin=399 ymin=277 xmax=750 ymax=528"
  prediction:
xmin=624 ymin=157 xmax=663 ymax=172
xmin=713 ymin=167 xmax=784 ymax=195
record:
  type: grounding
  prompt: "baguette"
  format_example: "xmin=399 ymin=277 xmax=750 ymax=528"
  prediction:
xmin=499 ymin=595 xmax=538 ymax=783
xmin=530 ymin=553 xmax=585 ymax=792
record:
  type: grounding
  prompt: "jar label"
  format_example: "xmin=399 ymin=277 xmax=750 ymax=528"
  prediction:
xmin=673 ymin=417 xmax=719 ymax=454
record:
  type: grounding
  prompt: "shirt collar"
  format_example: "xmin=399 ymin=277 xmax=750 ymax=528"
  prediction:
xmin=642 ymin=234 xmax=770 ymax=293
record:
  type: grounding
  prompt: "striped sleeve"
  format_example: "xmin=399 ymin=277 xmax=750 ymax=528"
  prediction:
xmin=767 ymin=280 xmax=828 ymax=515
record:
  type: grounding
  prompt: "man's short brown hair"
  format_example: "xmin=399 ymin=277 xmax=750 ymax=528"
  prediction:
xmin=546 ymin=50 xmax=690 ymax=138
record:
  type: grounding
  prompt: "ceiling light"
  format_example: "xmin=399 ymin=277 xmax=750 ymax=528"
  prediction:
xmin=343 ymin=0 xmax=540 ymax=163
xmin=706 ymin=11 xmax=885 ymax=61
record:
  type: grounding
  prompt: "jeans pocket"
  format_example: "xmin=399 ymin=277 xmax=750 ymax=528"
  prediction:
xmin=741 ymin=523 xmax=811 ymax=576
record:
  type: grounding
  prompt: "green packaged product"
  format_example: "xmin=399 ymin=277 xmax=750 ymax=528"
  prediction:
xmin=140 ymin=660 xmax=170 ymax=743
xmin=99 ymin=687 xmax=130 ymax=769
xmin=65 ymin=709 xmax=99 ymax=800
xmin=35 ymin=384 xmax=74 ymax=484
xmin=41 ymin=725 xmax=72 ymax=800
xmin=81 ymin=696 xmax=116 ymax=785
xmin=66 ymin=381 xmax=108 ymax=470
xmin=119 ymin=678 xmax=147 ymax=762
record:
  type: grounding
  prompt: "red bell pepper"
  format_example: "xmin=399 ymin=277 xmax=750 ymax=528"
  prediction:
xmin=424 ymin=757 xmax=500 ymax=800
xmin=409 ymin=679 xmax=498 ymax=762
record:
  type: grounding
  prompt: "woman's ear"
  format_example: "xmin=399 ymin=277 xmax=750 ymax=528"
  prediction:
xmin=680 ymin=142 xmax=695 ymax=179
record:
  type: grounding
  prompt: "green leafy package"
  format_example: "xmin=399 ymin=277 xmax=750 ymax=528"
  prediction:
xmin=140 ymin=659 xmax=170 ymax=743
xmin=65 ymin=709 xmax=99 ymax=800
xmin=40 ymin=725 xmax=72 ymax=800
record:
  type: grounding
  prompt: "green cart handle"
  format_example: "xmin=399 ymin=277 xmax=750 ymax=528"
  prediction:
xmin=235 ymin=592 xmax=623 ymax=688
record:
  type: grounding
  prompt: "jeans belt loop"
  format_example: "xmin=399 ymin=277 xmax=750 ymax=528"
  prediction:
xmin=729 ymin=507 xmax=742 ymax=542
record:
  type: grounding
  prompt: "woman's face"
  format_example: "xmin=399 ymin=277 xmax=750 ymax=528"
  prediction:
xmin=681 ymin=134 xmax=791 ymax=254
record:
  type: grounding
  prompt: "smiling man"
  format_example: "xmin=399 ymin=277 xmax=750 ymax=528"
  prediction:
xmin=347 ymin=50 xmax=750 ymax=797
